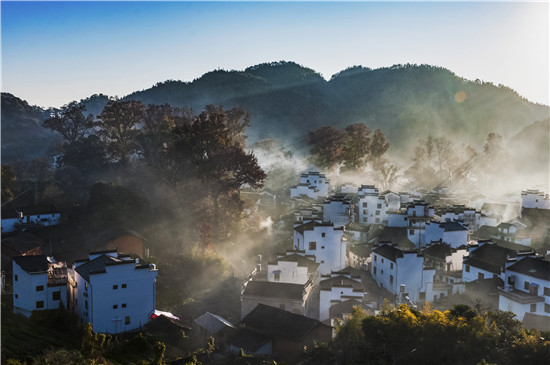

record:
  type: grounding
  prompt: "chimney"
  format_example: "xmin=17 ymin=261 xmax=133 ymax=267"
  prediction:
xmin=256 ymin=264 xmax=262 ymax=272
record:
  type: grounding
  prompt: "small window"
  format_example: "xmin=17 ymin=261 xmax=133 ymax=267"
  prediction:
xmin=52 ymin=291 xmax=61 ymax=301
xmin=375 ymin=218 xmax=380 ymax=223
xmin=544 ymin=287 xmax=550 ymax=296
xmin=374 ymin=256 xmax=377 ymax=262
xmin=377 ymin=204 xmax=382 ymax=209
xmin=530 ymin=303 xmax=537 ymax=312
xmin=524 ymin=281 xmax=530 ymax=291
xmin=409 ymin=230 xmax=414 ymax=235
xmin=85 ymin=300 xmax=88 ymax=310
xmin=363 ymin=202 xmax=368 ymax=208
xmin=363 ymin=209 xmax=368 ymax=214
xmin=478 ymin=272 xmax=484 ymax=280
xmin=545 ymin=303 xmax=550 ymax=313
xmin=274 ymin=272 xmax=280 ymax=282
xmin=321 ymin=233 xmax=326 ymax=238
xmin=465 ymin=265 xmax=470 ymax=273
xmin=381 ymin=269 xmax=384 ymax=274
xmin=36 ymin=301 xmax=44 ymax=309
xmin=373 ymin=267 xmax=377 ymax=275
xmin=390 ymin=263 xmax=394 ymax=269
xmin=390 ymin=275 xmax=394 ymax=285
xmin=125 ymin=316 xmax=130 ymax=325
xmin=381 ymin=258 xmax=384 ymax=264
xmin=363 ymin=217 xmax=368 ymax=223
xmin=493 ymin=274 xmax=498 ymax=279
xmin=375 ymin=210 xmax=380 ymax=215
xmin=14 ymin=275 xmax=18 ymax=281
xmin=321 ymin=246 xmax=325 ymax=249
xmin=321 ymin=260 xmax=324 ymax=264
xmin=85 ymin=282 xmax=88 ymax=290
xmin=113 ymin=285 xmax=118 ymax=290
xmin=122 ymin=303 xmax=127 ymax=308
xmin=15 ymin=294 xmax=18 ymax=299
xmin=113 ymin=304 xmax=118 ymax=309
xmin=309 ymin=242 xmax=317 ymax=250
xmin=122 ymin=284 xmax=127 ymax=289
xmin=36 ymin=285 xmax=44 ymax=292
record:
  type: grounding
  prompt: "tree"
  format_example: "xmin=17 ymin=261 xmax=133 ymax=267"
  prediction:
xmin=42 ymin=102 xmax=95 ymax=144
xmin=435 ymin=136 xmax=452 ymax=172
xmin=2 ymin=165 xmax=16 ymax=202
xmin=97 ymin=100 xmax=145 ymax=163
xmin=372 ymin=157 xmax=400 ymax=191
xmin=307 ymin=126 xmax=347 ymax=170
xmin=251 ymin=138 xmax=277 ymax=159
xmin=342 ymin=123 xmax=372 ymax=170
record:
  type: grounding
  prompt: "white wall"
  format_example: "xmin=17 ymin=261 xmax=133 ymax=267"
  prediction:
xmin=323 ymin=200 xmax=351 ymax=227
xmin=521 ymin=191 xmax=550 ymax=209
xmin=294 ymin=224 xmax=346 ymax=274
xmin=319 ymin=281 xmax=363 ymax=321
xmin=267 ymin=261 xmax=309 ymax=285
xmin=290 ymin=185 xmax=318 ymax=200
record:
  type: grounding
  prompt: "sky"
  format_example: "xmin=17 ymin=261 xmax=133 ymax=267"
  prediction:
xmin=1 ymin=1 xmax=549 ymax=108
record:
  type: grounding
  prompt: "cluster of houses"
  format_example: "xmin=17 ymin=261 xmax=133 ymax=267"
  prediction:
xmin=2 ymin=175 xmax=549 ymax=361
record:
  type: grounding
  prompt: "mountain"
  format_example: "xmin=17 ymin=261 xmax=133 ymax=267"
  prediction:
xmin=2 ymin=61 xmax=549 ymax=163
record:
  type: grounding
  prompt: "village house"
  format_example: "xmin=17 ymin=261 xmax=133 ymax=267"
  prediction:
xmin=422 ymin=243 xmax=467 ymax=298
xmin=12 ymin=255 xmax=67 ymax=317
xmin=371 ymin=242 xmax=435 ymax=304
xmin=462 ymin=240 xmax=536 ymax=283
xmin=68 ymin=249 xmax=158 ymax=334
xmin=424 ymin=220 xmax=469 ymax=248
xmin=2 ymin=204 xmax=61 ymax=233
xmin=521 ymin=189 xmax=550 ymax=210
xmin=299 ymin=172 xmax=330 ymax=197
xmin=387 ymin=201 xmax=435 ymax=248
xmin=437 ymin=205 xmax=490 ymax=231
xmin=340 ymin=183 xmax=358 ymax=194
xmin=293 ymin=220 xmax=346 ymax=274
xmin=194 ymin=312 xmax=236 ymax=344
xmin=499 ymin=256 xmax=550 ymax=328
xmin=381 ymin=190 xmax=401 ymax=212
xmin=319 ymin=268 xmax=366 ymax=322
xmin=357 ymin=185 xmax=388 ymax=225
xmin=289 ymin=184 xmax=319 ymax=200
xmin=233 ymin=304 xmax=331 ymax=363
xmin=266 ymin=252 xmax=319 ymax=284
xmin=322 ymin=194 xmax=352 ymax=227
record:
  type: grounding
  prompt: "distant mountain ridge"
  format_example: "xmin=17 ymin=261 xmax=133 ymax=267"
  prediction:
xmin=2 ymin=61 xmax=549 ymax=163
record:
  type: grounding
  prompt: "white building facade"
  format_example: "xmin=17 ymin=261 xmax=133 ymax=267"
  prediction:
xmin=319 ymin=270 xmax=364 ymax=322
xmin=521 ymin=189 xmax=550 ymax=210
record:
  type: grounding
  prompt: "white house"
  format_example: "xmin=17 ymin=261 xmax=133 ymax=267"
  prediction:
xmin=293 ymin=221 xmax=346 ymax=274
xmin=340 ymin=184 xmax=358 ymax=194
xmin=2 ymin=205 xmax=61 ymax=233
xmin=381 ymin=191 xmax=401 ymax=212
xmin=319 ymin=268 xmax=365 ymax=322
xmin=387 ymin=201 xmax=435 ymax=248
xmin=68 ymin=249 xmax=158 ymax=334
xmin=323 ymin=195 xmax=352 ymax=228
xmin=267 ymin=253 xmax=319 ymax=284
xmin=422 ymin=243 xmax=467 ymax=298
xmin=358 ymin=186 xmax=388 ymax=225
xmin=425 ymin=220 xmax=469 ymax=248
xmin=499 ymin=256 xmax=550 ymax=322
xmin=299 ymin=172 xmax=330 ymax=197
xmin=12 ymin=255 xmax=67 ymax=317
xmin=438 ymin=205 xmax=486 ymax=231
xmin=521 ymin=189 xmax=550 ymax=210
xmin=462 ymin=241 xmax=536 ymax=283
xmin=371 ymin=243 xmax=435 ymax=304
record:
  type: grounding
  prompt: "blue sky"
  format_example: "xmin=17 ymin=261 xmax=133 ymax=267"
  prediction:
xmin=1 ymin=1 xmax=548 ymax=108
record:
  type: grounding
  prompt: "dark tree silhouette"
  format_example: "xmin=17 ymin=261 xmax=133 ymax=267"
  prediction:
xmin=42 ymin=102 xmax=95 ymax=144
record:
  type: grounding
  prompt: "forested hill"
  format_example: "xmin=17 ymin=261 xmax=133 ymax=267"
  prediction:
xmin=2 ymin=62 xmax=549 ymax=162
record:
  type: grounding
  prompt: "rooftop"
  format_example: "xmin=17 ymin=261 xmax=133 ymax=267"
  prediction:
xmin=242 ymin=281 xmax=308 ymax=301
xmin=506 ymin=257 xmax=550 ymax=281
xmin=13 ymin=255 xmax=50 ymax=273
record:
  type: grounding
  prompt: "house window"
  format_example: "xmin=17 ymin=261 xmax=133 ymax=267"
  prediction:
xmin=321 ymin=246 xmax=325 ymax=249
xmin=113 ymin=285 xmax=118 ymax=290
xmin=36 ymin=301 xmax=44 ymax=309
xmin=493 ymin=274 xmax=498 ymax=279
xmin=465 ymin=265 xmax=470 ymax=273
xmin=377 ymin=204 xmax=382 ymax=209
xmin=363 ymin=202 xmax=368 ymax=208
xmin=373 ymin=267 xmax=377 ymax=275
xmin=321 ymin=260 xmax=324 ymax=264
xmin=434 ymin=295 xmax=437 ymax=301
xmin=524 ymin=281 xmax=530 ymax=291
xmin=122 ymin=303 xmax=127 ymax=308
xmin=409 ymin=230 xmax=414 ymax=235
xmin=390 ymin=275 xmax=394 ymax=285
xmin=381 ymin=269 xmax=384 ymax=275
xmin=122 ymin=284 xmax=127 ymax=289
xmin=478 ymin=273 xmax=484 ymax=280
xmin=391 ymin=263 xmax=394 ymax=269
xmin=85 ymin=300 xmax=88 ymax=310
xmin=15 ymin=294 xmax=18 ymax=299
xmin=381 ymin=258 xmax=384 ymax=263
xmin=85 ymin=282 xmax=88 ymax=290
xmin=274 ymin=272 xmax=280 ymax=282
xmin=52 ymin=291 xmax=61 ymax=301
xmin=545 ymin=304 xmax=550 ymax=313
xmin=363 ymin=217 xmax=368 ymax=223
xmin=530 ymin=303 xmax=537 ymax=312
xmin=125 ymin=316 xmax=130 ymax=325
xmin=321 ymin=233 xmax=326 ymax=238
xmin=36 ymin=285 xmax=44 ymax=292
xmin=309 ymin=242 xmax=316 ymax=250
xmin=113 ymin=304 xmax=118 ymax=309
xmin=544 ymin=287 xmax=550 ymax=296
xmin=375 ymin=218 xmax=380 ymax=223
xmin=363 ymin=209 xmax=368 ymax=214
xmin=376 ymin=210 xmax=380 ymax=215
xmin=14 ymin=275 xmax=18 ymax=281
xmin=374 ymin=256 xmax=377 ymax=262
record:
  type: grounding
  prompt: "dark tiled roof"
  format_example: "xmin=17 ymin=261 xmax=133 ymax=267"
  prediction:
xmin=243 ymin=303 xmax=329 ymax=342
xmin=377 ymin=227 xmax=415 ymax=249
xmin=443 ymin=221 xmax=468 ymax=232
xmin=17 ymin=205 xmax=60 ymax=216
xmin=372 ymin=244 xmax=404 ymax=262
xmin=269 ymin=254 xmax=319 ymax=271
xmin=329 ymin=299 xmax=364 ymax=320
xmin=242 ymin=281 xmax=306 ymax=301
xmin=320 ymin=275 xmax=363 ymax=291
xmin=472 ymin=225 xmax=500 ymax=240
xmin=194 ymin=312 xmax=235 ymax=334
xmin=13 ymin=255 xmax=49 ymax=273
xmin=228 ymin=327 xmax=272 ymax=353
xmin=346 ymin=222 xmax=370 ymax=232
xmin=492 ymin=239 xmax=533 ymax=252
xmin=75 ymin=254 xmax=133 ymax=282
xmin=2 ymin=231 xmax=43 ymax=254
xmin=464 ymin=243 xmax=527 ymax=275
xmin=422 ymin=243 xmax=453 ymax=260
xmin=506 ymin=257 xmax=550 ymax=281
xmin=1 ymin=204 xmax=19 ymax=219
xmin=293 ymin=220 xmax=343 ymax=235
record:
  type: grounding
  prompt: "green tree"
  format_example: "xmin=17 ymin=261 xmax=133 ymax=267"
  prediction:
xmin=342 ymin=123 xmax=372 ymax=170
xmin=307 ymin=126 xmax=347 ymax=170
xmin=42 ymin=102 xmax=95 ymax=144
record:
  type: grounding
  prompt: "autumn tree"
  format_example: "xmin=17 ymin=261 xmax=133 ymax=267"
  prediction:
xmin=342 ymin=123 xmax=372 ymax=170
xmin=307 ymin=126 xmax=347 ymax=170
xmin=97 ymin=100 xmax=145 ymax=163
xmin=42 ymin=102 xmax=95 ymax=144
xmin=1 ymin=165 xmax=17 ymax=202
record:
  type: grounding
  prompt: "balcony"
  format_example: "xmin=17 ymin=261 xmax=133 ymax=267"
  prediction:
xmin=498 ymin=287 xmax=544 ymax=304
